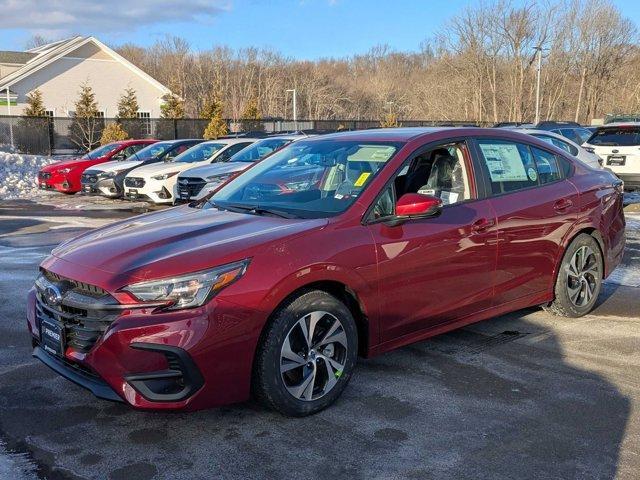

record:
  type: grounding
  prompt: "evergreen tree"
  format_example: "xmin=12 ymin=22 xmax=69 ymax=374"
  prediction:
xmin=240 ymin=96 xmax=263 ymax=131
xmin=202 ymin=94 xmax=228 ymax=139
xmin=100 ymin=123 xmax=129 ymax=145
xmin=117 ymin=88 xmax=139 ymax=118
xmin=160 ymin=93 xmax=185 ymax=119
xmin=70 ymin=82 xmax=102 ymax=151
xmin=74 ymin=82 xmax=100 ymax=118
xmin=24 ymin=89 xmax=46 ymax=117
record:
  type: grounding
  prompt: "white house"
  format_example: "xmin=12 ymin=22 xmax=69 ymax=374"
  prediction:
xmin=0 ymin=36 xmax=171 ymax=118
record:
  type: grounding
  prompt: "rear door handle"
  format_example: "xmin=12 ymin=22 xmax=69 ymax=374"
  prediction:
xmin=554 ymin=199 xmax=573 ymax=212
xmin=471 ymin=218 xmax=495 ymax=233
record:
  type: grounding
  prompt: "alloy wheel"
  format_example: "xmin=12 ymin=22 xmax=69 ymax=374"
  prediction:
xmin=280 ymin=311 xmax=348 ymax=401
xmin=565 ymin=245 xmax=600 ymax=307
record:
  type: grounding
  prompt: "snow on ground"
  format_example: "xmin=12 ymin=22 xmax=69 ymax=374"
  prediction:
xmin=0 ymin=440 xmax=37 ymax=480
xmin=605 ymin=213 xmax=640 ymax=288
xmin=0 ymin=152 xmax=55 ymax=200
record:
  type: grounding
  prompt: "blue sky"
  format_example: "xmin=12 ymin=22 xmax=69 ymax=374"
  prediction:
xmin=1 ymin=0 xmax=639 ymax=59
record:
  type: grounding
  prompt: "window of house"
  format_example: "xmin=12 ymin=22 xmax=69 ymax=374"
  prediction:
xmin=477 ymin=140 xmax=539 ymax=194
xmin=44 ymin=110 xmax=54 ymax=118
xmin=137 ymin=111 xmax=152 ymax=135
xmin=368 ymin=142 xmax=472 ymax=221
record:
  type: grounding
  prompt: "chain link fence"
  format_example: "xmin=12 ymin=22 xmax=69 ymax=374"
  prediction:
xmin=0 ymin=115 xmax=482 ymax=156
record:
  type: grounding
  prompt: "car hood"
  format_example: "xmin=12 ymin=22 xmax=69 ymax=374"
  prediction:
xmin=47 ymin=206 xmax=326 ymax=286
xmin=127 ymin=161 xmax=206 ymax=178
xmin=179 ymin=162 xmax=253 ymax=180
xmin=41 ymin=157 xmax=106 ymax=172
xmin=92 ymin=159 xmax=143 ymax=173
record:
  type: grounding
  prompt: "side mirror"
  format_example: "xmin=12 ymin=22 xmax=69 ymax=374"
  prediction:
xmin=395 ymin=193 xmax=442 ymax=220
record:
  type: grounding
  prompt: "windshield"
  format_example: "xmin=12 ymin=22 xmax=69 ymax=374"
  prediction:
xmin=80 ymin=143 xmax=121 ymax=160
xmin=127 ymin=142 xmax=174 ymax=161
xmin=173 ymin=142 xmax=226 ymax=163
xmin=208 ymin=140 xmax=402 ymax=218
xmin=587 ymin=127 xmax=640 ymax=146
xmin=229 ymin=138 xmax=292 ymax=163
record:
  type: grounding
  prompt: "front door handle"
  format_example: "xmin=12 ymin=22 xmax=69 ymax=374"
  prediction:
xmin=471 ymin=218 xmax=495 ymax=233
xmin=554 ymin=198 xmax=573 ymax=212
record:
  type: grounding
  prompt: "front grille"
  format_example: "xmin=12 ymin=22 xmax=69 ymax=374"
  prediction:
xmin=40 ymin=172 xmax=51 ymax=180
xmin=36 ymin=272 xmax=120 ymax=353
xmin=81 ymin=173 xmax=98 ymax=185
xmin=42 ymin=269 xmax=107 ymax=297
xmin=125 ymin=177 xmax=145 ymax=188
xmin=177 ymin=177 xmax=206 ymax=197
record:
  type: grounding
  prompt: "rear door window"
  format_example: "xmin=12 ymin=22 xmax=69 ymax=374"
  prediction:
xmin=588 ymin=127 xmax=640 ymax=146
xmin=531 ymin=147 xmax=562 ymax=184
xmin=476 ymin=140 xmax=539 ymax=194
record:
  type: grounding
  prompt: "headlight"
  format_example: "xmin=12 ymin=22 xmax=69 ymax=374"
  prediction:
xmin=121 ymin=259 xmax=249 ymax=310
xmin=583 ymin=146 xmax=595 ymax=154
xmin=57 ymin=167 xmax=73 ymax=174
xmin=152 ymin=172 xmax=179 ymax=181
xmin=98 ymin=171 xmax=116 ymax=179
xmin=206 ymin=173 xmax=234 ymax=183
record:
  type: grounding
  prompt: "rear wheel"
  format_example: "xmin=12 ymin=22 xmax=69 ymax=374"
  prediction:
xmin=252 ymin=290 xmax=358 ymax=416
xmin=545 ymin=234 xmax=603 ymax=317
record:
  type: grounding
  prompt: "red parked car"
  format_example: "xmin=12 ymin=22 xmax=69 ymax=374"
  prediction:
xmin=37 ymin=139 xmax=157 ymax=194
xmin=27 ymin=128 xmax=625 ymax=415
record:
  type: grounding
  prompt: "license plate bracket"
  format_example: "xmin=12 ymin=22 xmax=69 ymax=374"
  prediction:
xmin=607 ymin=155 xmax=626 ymax=166
xmin=40 ymin=317 xmax=65 ymax=357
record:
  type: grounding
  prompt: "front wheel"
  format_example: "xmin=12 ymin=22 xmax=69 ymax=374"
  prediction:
xmin=252 ymin=290 xmax=358 ymax=416
xmin=545 ymin=234 xmax=603 ymax=317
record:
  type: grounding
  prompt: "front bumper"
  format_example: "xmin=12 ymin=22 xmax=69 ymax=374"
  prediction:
xmin=27 ymin=285 xmax=263 ymax=411
xmin=81 ymin=177 xmax=121 ymax=197
xmin=617 ymin=173 xmax=640 ymax=190
xmin=38 ymin=174 xmax=75 ymax=193
xmin=123 ymin=178 xmax=173 ymax=204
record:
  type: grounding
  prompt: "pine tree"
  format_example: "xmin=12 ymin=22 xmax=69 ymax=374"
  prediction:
xmin=202 ymin=94 xmax=228 ymax=139
xmin=117 ymin=88 xmax=139 ymax=118
xmin=74 ymin=82 xmax=99 ymax=118
xmin=24 ymin=89 xmax=46 ymax=117
xmin=379 ymin=112 xmax=401 ymax=128
xmin=70 ymin=82 xmax=101 ymax=151
xmin=240 ymin=96 xmax=263 ymax=131
xmin=100 ymin=123 xmax=129 ymax=145
xmin=160 ymin=93 xmax=185 ymax=119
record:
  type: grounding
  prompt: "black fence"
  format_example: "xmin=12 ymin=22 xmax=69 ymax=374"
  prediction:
xmin=0 ymin=115 xmax=481 ymax=156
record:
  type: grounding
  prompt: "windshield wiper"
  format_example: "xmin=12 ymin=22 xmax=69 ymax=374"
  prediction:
xmin=222 ymin=203 xmax=298 ymax=219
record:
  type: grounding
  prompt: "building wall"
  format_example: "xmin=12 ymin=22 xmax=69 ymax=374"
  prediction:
xmin=0 ymin=43 xmax=167 ymax=117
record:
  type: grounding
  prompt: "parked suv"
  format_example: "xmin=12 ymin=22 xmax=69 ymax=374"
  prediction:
xmin=582 ymin=123 xmax=640 ymax=190
xmin=38 ymin=140 xmax=156 ymax=194
xmin=175 ymin=135 xmax=306 ymax=203
xmin=80 ymin=139 xmax=200 ymax=198
xmin=28 ymin=128 xmax=625 ymax=415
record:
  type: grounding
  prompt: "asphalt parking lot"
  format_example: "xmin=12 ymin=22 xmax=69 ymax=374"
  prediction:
xmin=0 ymin=199 xmax=639 ymax=480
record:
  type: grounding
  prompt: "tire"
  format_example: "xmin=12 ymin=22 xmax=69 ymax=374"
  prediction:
xmin=252 ymin=290 xmax=358 ymax=417
xmin=544 ymin=233 xmax=603 ymax=318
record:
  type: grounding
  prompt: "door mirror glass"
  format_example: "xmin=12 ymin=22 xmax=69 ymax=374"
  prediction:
xmin=396 ymin=193 xmax=442 ymax=218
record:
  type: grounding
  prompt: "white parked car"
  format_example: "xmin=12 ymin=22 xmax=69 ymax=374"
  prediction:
xmin=123 ymin=138 xmax=256 ymax=203
xmin=582 ymin=123 xmax=640 ymax=190
xmin=513 ymin=128 xmax=602 ymax=169
xmin=174 ymin=135 xmax=308 ymax=203
xmin=80 ymin=139 xmax=201 ymax=198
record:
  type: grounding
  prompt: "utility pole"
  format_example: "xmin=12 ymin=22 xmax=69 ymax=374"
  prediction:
xmin=534 ymin=46 xmax=543 ymax=125
xmin=286 ymin=89 xmax=297 ymax=131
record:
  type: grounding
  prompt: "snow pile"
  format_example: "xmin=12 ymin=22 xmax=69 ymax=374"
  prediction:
xmin=0 ymin=152 xmax=56 ymax=200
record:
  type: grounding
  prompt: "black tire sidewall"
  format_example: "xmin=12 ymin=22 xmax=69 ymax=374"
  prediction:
xmin=554 ymin=234 xmax=603 ymax=317
xmin=257 ymin=290 xmax=358 ymax=416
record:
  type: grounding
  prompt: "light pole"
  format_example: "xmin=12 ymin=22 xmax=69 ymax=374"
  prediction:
xmin=286 ymin=89 xmax=297 ymax=131
xmin=534 ymin=46 xmax=543 ymax=125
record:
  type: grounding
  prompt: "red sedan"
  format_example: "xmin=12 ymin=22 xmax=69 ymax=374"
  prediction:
xmin=27 ymin=128 xmax=625 ymax=415
xmin=37 ymin=139 xmax=157 ymax=194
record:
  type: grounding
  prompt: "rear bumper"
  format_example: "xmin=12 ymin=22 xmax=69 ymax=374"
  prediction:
xmin=617 ymin=173 xmax=640 ymax=190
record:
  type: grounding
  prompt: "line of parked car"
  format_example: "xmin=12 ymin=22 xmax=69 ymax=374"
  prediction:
xmin=36 ymin=121 xmax=640 ymax=206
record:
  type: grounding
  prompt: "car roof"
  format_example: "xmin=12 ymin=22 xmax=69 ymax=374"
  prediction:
xmin=595 ymin=122 xmax=640 ymax=128
xmin=510 ymin=128 xmax=577 ymax=143
xmin=200 ymin=138 xmax=260 ymax=145
xmin=302 ymin=127 xmax=454 ymax=142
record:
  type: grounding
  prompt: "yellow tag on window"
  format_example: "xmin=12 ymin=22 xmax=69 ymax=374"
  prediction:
xmin=354 ymin=172 xmax=371 ymax=187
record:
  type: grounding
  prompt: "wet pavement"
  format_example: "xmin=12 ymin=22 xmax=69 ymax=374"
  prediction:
xmin=0 ymin=198 xmax=638 ymax=480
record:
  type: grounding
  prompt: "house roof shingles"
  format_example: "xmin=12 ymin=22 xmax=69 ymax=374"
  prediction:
xmin=0 ymin=51 xmax=37 ymax=65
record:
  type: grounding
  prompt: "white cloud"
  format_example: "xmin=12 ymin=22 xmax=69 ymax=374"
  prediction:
xmin=1 ymin=0 xmax=231 ymax=35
